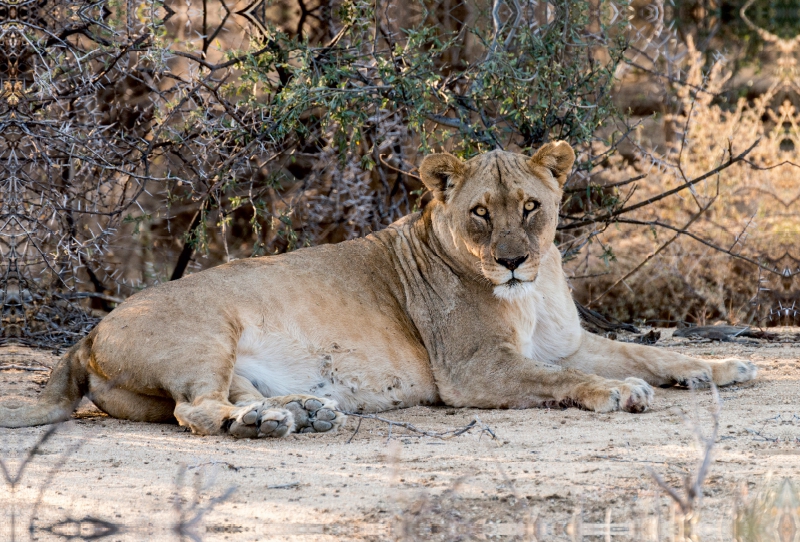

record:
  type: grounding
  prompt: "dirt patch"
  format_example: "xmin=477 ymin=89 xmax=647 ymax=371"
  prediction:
xmin=1 ymin=330 xmax=798 ymax=541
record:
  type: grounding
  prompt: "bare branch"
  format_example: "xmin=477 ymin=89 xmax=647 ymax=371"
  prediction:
xmin=559 ymin=138 xmax=761 ymax=231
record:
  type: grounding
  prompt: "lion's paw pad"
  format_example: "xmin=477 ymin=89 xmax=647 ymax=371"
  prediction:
xmin=229 ymin=404 xmax=294 ymax=439
xmin=284 ymin=397 xmax=344 ymax=434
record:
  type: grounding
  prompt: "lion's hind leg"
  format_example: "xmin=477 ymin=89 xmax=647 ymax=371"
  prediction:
xmin=88 ymin=376 xmax=176 ymax=423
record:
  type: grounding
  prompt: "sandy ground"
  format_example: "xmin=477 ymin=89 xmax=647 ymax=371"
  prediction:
xmin=0 ymin=329 xmax=798 ymax=541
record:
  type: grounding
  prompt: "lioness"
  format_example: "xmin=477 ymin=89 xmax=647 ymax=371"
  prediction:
xmin=0 ymin=142 xmax=757 ymax=438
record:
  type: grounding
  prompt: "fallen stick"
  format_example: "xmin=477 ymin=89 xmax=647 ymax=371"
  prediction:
xmin=340 ymin=411 xmax=497 ymax=443
xmin=266 ymin=482 xmax=300 ymax=489
xmin=0 ymin=364 xmax=50 ymax=372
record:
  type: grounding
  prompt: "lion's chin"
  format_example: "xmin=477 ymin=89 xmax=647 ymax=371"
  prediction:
xmin=492 ymin=279 xmax=536 ymax=301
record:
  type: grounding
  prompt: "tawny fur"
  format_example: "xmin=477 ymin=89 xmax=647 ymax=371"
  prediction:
xmin=0 ymin=142 xmax=757 ymax=437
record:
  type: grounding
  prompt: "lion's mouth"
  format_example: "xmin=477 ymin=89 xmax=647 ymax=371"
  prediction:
xmin=483 ymin=266 xmax=538 ymax=293
xmin=493 ymin=276 xmax=536 ymax=300
xmin=503 ymin=277 xmax=536 ymax=288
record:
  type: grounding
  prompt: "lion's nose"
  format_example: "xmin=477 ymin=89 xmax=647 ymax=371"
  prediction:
xmin=496 ymin=255 xmax=528 ymax=271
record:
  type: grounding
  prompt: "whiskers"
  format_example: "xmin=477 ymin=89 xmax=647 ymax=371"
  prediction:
xmin=472 ymin=261 xmax=496 ymax=287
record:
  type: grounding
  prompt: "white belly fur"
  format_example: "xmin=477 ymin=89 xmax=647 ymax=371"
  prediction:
xmin=233 ymin=324 xmax=415 ymax=412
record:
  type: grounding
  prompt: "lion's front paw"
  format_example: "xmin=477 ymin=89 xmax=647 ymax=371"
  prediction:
xmin=575 ymin=378 xmax=654 ymax=413
xmin=711 ymin=359 xmax=757 ymax=386
xmin=228 ymin=402 xmax=294 ymax=439
xmin=618 ymin=377 xmax=654 ymax=413
xmin=282 ymin=396 xmax=345 ymax=434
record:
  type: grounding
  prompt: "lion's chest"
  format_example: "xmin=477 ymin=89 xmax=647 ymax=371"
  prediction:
xmin=503 ymin=288 xmax=582 ymax=362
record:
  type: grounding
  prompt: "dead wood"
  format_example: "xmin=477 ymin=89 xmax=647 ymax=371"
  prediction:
xmin=575 ymin=301 xmax=640 ymax=334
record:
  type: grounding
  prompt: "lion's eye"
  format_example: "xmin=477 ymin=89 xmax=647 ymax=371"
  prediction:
xmin=472 ymin=206 xmax=489 ymax=219
xmin=523 ymin=201 xmax=540 ymax=214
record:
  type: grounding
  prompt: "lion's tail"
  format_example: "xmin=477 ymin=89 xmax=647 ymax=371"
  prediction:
xmin=0 ymin=337 xmax=91 ymax=428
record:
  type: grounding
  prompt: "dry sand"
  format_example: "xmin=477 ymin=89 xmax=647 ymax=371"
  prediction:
xmin=0 ymin=329 xmax=798 ymax=541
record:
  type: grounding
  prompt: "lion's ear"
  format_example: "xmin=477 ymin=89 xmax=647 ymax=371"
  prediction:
xmin=529 ymin=141 xmax=575 ymax=188
xmin=419 ymin=153 xmax=465 ymax=201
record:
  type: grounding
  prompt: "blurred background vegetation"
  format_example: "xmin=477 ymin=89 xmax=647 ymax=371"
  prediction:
xmin=1 ymin=0 xmax=799 ymax=346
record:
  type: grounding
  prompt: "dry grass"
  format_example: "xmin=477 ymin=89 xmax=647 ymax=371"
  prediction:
xmin=566 ymin=36 xmax=800 ymax=327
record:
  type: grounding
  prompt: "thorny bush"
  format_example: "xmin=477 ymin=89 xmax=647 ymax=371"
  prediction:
xmin=1 ymin=0 xmax=633 ymax=344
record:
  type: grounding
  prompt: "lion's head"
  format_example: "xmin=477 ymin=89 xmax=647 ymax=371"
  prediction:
xmin=419 ymin=142 xmax=574 ymax=299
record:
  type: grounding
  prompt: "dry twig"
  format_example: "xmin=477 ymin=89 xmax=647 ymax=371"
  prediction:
xmin=647 ymin=384 xmax=721 ymax=516
xmin=0 ymin=365 xmax=50 ymax=372
xmin=341 ymin=411 xmax=498 ymax=444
